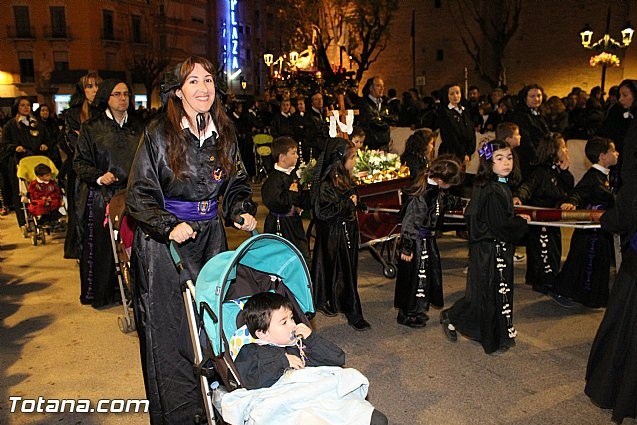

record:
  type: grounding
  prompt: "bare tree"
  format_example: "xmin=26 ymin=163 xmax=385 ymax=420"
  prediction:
xmin=339 ymin=0 xmax=399 ymax=83
xmin=450 ymin=0 xmax=522 ymax=89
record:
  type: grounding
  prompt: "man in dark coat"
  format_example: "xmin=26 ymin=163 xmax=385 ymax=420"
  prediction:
xmin=304 ymin=92 xmax=329 ymax=159
xmin=357 ymin=76 xmax=393 ymax=151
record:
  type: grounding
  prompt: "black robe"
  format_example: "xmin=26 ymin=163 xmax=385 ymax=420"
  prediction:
xmin=585 ymin=184 xmax=637 ymax=424
xmin=553 ymin=167 xmax=614 ymax=307
xmin=436 ymin=106 xmax=476 ymax=161
xmin=235 ymin=333 xmax=345 ymax=390
xmin=74 ymin=112 xmax=143 ymax=307
xmin=515 ymin=164 xmax=574 ymax=293
xmin=447 ymin=179 xmax=528 ymax=354
xmin=394 ymin=184 xmax=460 ymax=314
xmin=126 ymin=115 xmax=255 ymax=425
xmin=356 ymin=96 xmax=392 ymax=151
xmin=510 ymin=106 xmax=550 ymax=180
xmin=310 ymin=180 xmax=362 ymax=320
xmin=262 ymin=168 xmax=310 ymax=264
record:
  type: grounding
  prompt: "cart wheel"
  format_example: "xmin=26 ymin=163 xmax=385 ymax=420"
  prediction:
xmin=40 ymin=233 xmax=46 ymax=245
xmin=383 ymin=264 xmax=397 ymax=279
xmin=32 ymin=235 xmax=38 ymax=246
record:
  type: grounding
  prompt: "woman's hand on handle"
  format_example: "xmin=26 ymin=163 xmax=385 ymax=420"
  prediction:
xmin=234 ymin=213 xmax=257 ymax=232
xmin=169 ymin=222 xmax=197 ymax=243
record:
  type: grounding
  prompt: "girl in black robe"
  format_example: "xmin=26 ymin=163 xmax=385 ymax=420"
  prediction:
xmin=442 ymin=139 xmax=529 ymax=354
xmin=126 ymin=57 xmax=257 ymax=425
xmin=514 ymin=133 xmax=574 ymax=294
xmin=74 ymin=79 xmax=144 ymax=307
xmin=400 ymin=128 xmax=435 ymax=181
xmin=436 ymin=83 xmax=476 ymax=164
xmin=552 ymin=137 xmax=617 ymax=308
xmin=311 ymin=138 xmax=370 ymax=331
xmin=394 ymin=156 xmax=464 ymax=328
xmin=262 ymin=136 xmax=310 ymax=264
xmin=585 ymin=183 xmax=637 ymax=424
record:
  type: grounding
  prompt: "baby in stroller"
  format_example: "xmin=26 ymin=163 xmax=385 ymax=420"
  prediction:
xmin=228 ymin=291 xmax=388 ymax=425
xmin=27 ymin=163 xmax=62 ymax=219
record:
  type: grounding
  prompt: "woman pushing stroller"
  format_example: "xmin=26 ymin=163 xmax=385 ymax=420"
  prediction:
xmin=126 ymin=56 xmax=257 ymax=424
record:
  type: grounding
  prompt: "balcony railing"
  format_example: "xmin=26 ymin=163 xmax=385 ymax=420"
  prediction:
xmin=43 ymin=25 xmax=71 ymax=40
xmin=7 ymin=25 xmax=35 ymax=39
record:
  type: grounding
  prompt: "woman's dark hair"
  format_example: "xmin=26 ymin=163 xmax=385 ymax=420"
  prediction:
xmin=439 ymin=83 xmax=462 ymax=107
xmin=517 ymin=83 xmax=545 ymax=108
xmin=619 ymin=79 xmax=637 ymax=113
xmin=401 ymin=129 xmax=436 ymax=164
xmin=163 ymin=56 xmax=236 ymax=178
xmin=11 ymin=96 xmax=31 ymax=117
xmin=474 ymin=139 xmax=519 ymax=187
xmin=405 ymin=155 xmax=464 ymax=196
xmin=535 ymin=132 xmax=564 ymax=166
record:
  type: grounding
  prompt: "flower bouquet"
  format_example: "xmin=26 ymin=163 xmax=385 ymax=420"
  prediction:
xmin=589 ymin=52 xmax=620 ymax=67
xmin=296 ymin=158 xmax=317 ymax=189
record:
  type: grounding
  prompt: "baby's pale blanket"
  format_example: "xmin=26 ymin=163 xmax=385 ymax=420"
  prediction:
xmin=221 ymin=366 xmax=374 ymax=425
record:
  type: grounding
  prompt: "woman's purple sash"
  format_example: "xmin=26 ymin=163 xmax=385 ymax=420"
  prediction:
xmin=164 ymin=198 xmax=218 ymax=221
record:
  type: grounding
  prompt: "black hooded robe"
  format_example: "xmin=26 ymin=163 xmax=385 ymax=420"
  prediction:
xmin=447 ymin=179 xmax=528 ymax=354
xmin=74 ymin=85 xmax=143 ymax=307
xmin=126 ymin=116 xmax=254 ymax=425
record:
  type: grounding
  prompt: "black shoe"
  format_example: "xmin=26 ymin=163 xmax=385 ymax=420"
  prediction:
xmin=318 ymin=307 xmax=338 ymax=317
xmin=548 ymin=291 xmax=575 ymax=309
xmin=397 ymin=312 xmax=427 ymax=328
xmin=440 ymin=310 xmax=457 ymax=342
xmin=348 ymin=318 xmax=371 ymax=331
xmin=416 ymin=312 xmax=430 ymax=322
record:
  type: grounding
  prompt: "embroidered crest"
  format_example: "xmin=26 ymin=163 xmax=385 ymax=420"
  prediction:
xmin=209 ymin=155 xmax=215 ymax=162
xmin=212 ymin=167 xmax=224 ymax=181
xmin=198 ymin=200 xmax=211 ymax=215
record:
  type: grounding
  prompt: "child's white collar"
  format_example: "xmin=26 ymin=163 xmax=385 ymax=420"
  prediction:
xmin=592 ymin=163 xmax=610 ymax=175
xmin=274 ymin=163 xmax=295 ymax=175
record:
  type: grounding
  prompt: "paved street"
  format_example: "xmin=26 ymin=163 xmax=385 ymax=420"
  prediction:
xmin=0 ymin=186 xmax=631 ymax=425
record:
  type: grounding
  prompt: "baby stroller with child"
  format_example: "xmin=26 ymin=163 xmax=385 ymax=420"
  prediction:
xmin=177 ymin=232 xmax=379 ymax=424
xmin=17 ymin=155 xmax=66 ymax=245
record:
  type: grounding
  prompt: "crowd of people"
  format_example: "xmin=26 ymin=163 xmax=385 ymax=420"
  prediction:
xmin=1 ymin=60 xmax=636 ymax=424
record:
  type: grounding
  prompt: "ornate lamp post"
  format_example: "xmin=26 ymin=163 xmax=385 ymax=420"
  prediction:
xmin=580 ymin=8 xmax=633 ymax=96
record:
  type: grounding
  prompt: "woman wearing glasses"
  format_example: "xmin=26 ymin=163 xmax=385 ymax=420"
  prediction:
xmin=74 ymin=79 xmax=143 ymax=308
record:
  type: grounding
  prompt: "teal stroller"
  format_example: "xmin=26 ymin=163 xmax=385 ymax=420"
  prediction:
xmin=175 ymin=232 xmax=314 ymax=424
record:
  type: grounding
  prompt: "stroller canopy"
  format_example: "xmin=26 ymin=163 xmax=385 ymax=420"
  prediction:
xmin=195 ymin=233 xmax=314 ymax=357
xmin=17 ymin=156 xmax=58 ymax=182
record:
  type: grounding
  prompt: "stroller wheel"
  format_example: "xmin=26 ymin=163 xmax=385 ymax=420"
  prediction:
xmin=383 ymin=264 xmax=397 ymax=279
xmin=40 ymin=233 xmax=46 ymax=245
xmin=118 ymin=315 xmax=135 ymax=333
xmin=22 ymin=225 xmax=29 ymax=238
xmin=31 ymin=235 xmax=38 ymax=246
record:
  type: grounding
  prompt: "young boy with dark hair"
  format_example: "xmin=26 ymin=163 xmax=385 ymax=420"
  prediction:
xmin=232 ymin=292 xmax=388 ymax=425
xmin=27 ymin=163 xmax=62 ymax=217
xmin=495 ymin=122 xmax=521 ymax=149
xmin=551 ymin=136 xmax=618 ymax=308
xmin=261 ymin=136 xmax=310 ymax=263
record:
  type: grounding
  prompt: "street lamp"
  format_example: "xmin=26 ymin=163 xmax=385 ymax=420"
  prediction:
xmin=580 ymin=8 xmax=634 ymax=95
xmin=240 ymin=76 xmax=247 ymax=92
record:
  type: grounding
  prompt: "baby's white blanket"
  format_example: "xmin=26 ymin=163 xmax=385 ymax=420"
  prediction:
xmin=221 ymin=366 xmax=374 ymax=425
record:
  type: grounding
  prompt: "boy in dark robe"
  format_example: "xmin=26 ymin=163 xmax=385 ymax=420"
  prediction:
xmin=262 ymin=136 xmax=310 ymax=264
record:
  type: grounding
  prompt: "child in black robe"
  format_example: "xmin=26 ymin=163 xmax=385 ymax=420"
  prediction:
xmin=513 ymin=133 xmax=574 ymax=294
xmin=262 ymin=136 xmax=310 ymax=263
xmin=394 ymin=156 xmax=464 ymax=328
xmin=311 ymin=139 xmax=370 ymax=331
xmin=441 ymin=139 xmax=529 ymax=354
xmin=551 ymin=136 xmax=618 ymax=308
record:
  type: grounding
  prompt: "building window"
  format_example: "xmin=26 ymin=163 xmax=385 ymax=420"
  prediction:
xmin=436 ymin=49 xmax=444 ymax=61
xmin=105 ymin=52 xmax=117 ymax=69
xmin=434 ymin=0 xmax=442 ymax=8
xmin=103 ymin=10 xmax=114 ymax=40
xmin=19 ymin=57 xmax=35 ymax=83
xmin=54 ymin=51 xmax=69 ymax=71
xmin=50 ymin=6 xmax=67 ymax=38
xmin=132 ymin=15 xmax=142 ymax=43
xmin=13 ymin=6 xmax=31 ymax=38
